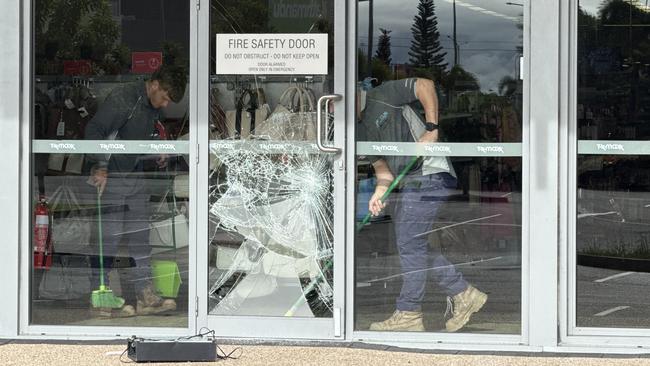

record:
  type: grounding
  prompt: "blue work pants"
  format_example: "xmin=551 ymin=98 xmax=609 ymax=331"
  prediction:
xmin=393 ymin=172 xmax=468 ymax=312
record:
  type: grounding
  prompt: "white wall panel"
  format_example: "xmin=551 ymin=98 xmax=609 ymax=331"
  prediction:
xmin=528 ymin=0 xmax=560 ymax=347
xmin=0 ymin=0 xmax=22 ymax=337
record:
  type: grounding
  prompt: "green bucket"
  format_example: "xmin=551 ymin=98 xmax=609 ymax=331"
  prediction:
xmin=151 ymin=260 xmax=182 ymax=298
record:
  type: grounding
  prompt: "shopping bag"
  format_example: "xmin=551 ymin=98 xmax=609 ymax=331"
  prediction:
xmin=173 ymin=173 xmax=189 ymax=199
xmin=225 ymin=88 xmax=271 ymax=139
xmin=253 ymin=86 xmax=319 ymax=141
xmin=38 ymin=255 xmax=91 ymax=300
xmin=48 ymin=153 xmax=65 ymax=171
xmin=48 ymin=153 xmax=85 ymax=175
xmin=49 ymin=185 xmax=93 ymax=250
xmin=149 ymin=213 xmax=189 ymax=249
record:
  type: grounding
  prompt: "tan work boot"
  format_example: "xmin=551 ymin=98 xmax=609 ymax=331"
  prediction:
xmin=369 ymin=310 xmax=425 ymax=331
xmin=136 ymin=286 xmax=177 ymax=315
xmin=445 ymin=285 xmax=487 ymax=332
xmin=91 ymin=304 xmax=136 ymax=318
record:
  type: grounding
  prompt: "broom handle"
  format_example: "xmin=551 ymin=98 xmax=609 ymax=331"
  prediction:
xmin=96 ymin=187 xmax=106 ymax=289
xmin=285 ymin=156 xmax=420 ymax=316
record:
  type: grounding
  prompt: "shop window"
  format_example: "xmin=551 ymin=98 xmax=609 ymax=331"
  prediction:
xmin=576 ymin=0 xmax=650 ymax=329
xmin=354 ymin=0 xmax=523 ymax=334
xmin=30 ymin=0 xmax=190 ymax=327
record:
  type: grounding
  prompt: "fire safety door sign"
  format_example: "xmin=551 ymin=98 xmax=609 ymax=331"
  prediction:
xmin=215 ymin=33 xmax=328 ymax=75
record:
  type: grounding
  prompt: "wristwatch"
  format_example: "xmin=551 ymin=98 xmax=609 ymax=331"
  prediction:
xmin=425 ymin=121 xmax=439 ymax=132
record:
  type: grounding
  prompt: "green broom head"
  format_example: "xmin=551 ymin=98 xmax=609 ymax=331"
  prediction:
xmin=91 ymin=285 xmax=126 ymax=309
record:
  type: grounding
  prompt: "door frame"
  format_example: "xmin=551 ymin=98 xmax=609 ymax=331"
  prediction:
xmin=199 ymin=0 xmax=348 ymax=340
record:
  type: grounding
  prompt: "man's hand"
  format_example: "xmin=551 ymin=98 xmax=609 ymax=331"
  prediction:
xmin=369 ymin=159 xmax=394 ymax=216
xmin=418 ymin=130 xmax=439 ymax=143
xmin=369 ymin=185 xmax=389 ymax=216
xmin=157 ymin=154 xmax=168 ymax=169
xmin=89 ymin=167 xmax=108 ymax=194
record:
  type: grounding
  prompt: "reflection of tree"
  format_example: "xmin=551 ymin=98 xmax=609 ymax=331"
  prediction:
xmin=579 ymin=1 xmax=650 ymax=72
xmin=357 ymin=49 xmax=369 ymax=80
xmin=35 ymin=0 xmax=125 ymax=74
xmin=408 ymin=0 xmax=447 ymax=78
xmin=438 ymin=65 xmax=523 ymax=146
xmin=371 ymin=59 xmax=393 ymax=84
xmin=598 ymin=0 xmax=650 ymax=60
xmin=442 ymin=65 xmax=479 ymax=92
xmin=313 ymin=18 xmax=335 ymax=72
xmin=575 ymin=0 xmax=650 ymax=246
xmin=357 ymin=48 xmax=393 ymax=84
xmin=374 ymin=28 xmax=392 ymax=66
xmin=162 ymin=41 xmax=190 ymax=76
xmin=498 ymin=75 xmax=518 ymax=98
xmin=578 ymin=0 xmax=650 ymax=140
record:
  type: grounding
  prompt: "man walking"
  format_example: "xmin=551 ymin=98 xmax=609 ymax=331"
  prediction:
xmin=360 ymin=77 xmax=487 ymax=332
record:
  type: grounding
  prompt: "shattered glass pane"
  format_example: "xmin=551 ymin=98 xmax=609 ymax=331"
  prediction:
xmin=207 ymin=111 xmax=334 ymax=317
xmin=208 ymin=0 xmax=336 ymax=318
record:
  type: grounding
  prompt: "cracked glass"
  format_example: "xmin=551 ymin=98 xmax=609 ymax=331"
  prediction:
xmin=208 ymin=0 xmax=336 ymax=318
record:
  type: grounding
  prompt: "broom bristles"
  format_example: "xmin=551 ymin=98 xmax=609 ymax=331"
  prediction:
xmin=91 ymin=287 xmax=125 ymax=309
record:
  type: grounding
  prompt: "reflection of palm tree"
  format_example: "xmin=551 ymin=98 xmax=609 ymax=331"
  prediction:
xmin=498 ymin=75 xmax=518 ymax=97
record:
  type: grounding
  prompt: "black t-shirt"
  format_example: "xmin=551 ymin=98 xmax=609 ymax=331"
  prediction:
xmin=359 ymin=78 xmax=421 ymax=176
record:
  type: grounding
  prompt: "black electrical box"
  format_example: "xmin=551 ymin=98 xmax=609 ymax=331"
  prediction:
xmin=127 ymin=337 xmax=217 ymax=363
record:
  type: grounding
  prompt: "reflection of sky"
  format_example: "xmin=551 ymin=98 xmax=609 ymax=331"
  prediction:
xmin=358 ymin=0 xmax=523 ymax=92
xmin=578 ymin=0 xmax=602 ymax=16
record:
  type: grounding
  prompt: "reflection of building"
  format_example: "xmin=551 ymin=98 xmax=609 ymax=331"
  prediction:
xmin=268 ymin=0 xmax=327 ymax=32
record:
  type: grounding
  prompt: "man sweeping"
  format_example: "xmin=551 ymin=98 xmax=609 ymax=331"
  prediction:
xmin=360 ymin=77 xmax=487 ymax=332
xmin=85 ymin=64 xmax=186 ymax=317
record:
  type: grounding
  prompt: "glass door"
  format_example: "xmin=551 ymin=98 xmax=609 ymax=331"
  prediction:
xmin=25 ymin=0 xmax=194 ymax=336
xmin=351 ymin=0 xmax=525 ymax=339
xmin=202 ymin=0 xmax=346 ymax=339
xmin=570 ymin=0 xmax=650 ymax=338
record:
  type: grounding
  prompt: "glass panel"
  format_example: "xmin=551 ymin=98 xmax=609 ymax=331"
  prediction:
xmin=207 ymin=0 xmax=336 ymax=318
xmin=576 ymin=0 xmax=650 ymax=328
xmin=30 ymin=0 xmax=190 ymax=327
xmin=355 ymin=0 xmax=523 ymax=333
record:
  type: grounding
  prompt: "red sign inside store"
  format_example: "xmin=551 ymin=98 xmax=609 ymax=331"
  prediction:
xmin=132 ymin=52 xmax=163 ymax=74
xmin=62 ymin=60 xmax=92 ymax=76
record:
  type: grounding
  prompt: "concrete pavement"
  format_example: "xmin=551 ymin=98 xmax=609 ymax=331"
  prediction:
xmin=2 ymin=341 xmax=650 ymax=366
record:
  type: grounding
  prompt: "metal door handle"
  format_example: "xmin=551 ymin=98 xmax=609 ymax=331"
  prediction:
xmin=316 ymin=94 xmax=342 ymax=153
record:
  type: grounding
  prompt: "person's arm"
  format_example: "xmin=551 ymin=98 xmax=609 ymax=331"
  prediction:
xmin=84 ymin=89 xmax=130 ymax=193
xmin=414 ymin=78 xmax=439 ymax=143
xmin=368 ymin=158 xmax=395 ymax=216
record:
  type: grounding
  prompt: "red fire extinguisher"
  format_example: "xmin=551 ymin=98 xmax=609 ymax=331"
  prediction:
xmin=33 ymin=196 xmax=53 ymax=270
